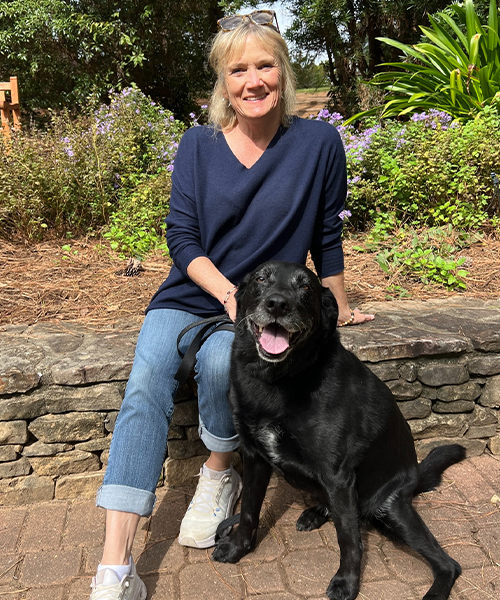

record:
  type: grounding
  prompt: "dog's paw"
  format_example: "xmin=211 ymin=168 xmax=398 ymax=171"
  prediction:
xmin=326 ymin=575 xmax=359 ymax=600
xmin=212 ymin=536 xmax=249 ymax=564
xmin=296 ymin=506 xmax=328 ymax=531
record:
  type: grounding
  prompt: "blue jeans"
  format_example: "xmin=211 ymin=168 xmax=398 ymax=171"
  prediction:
xmin=96 ymin=308 xmax=238 ymax=516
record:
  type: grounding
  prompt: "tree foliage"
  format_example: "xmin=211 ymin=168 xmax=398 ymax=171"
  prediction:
xmin=282 ymin=1 xmax=473 ymax=114
xmin=350 ymin=0 xmax=500 ymax=122
xmin=0 ymin=0 xmax=222 ymax=118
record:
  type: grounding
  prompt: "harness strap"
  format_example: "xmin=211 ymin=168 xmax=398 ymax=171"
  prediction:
xmin=215 ymin=513 xmax=241 ymax=541
xmin=174 ymin=315 xmax=235 ymax=385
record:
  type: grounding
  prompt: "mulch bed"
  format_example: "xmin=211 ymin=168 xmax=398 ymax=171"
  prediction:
xmin=1 ymin=232 xmax=499 ymax=330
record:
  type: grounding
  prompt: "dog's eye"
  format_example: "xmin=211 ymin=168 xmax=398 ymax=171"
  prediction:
xmin=300 ymin=284 xmax=310 ymax=291
xmin=255 ymin=276 xmax=266 ymax=283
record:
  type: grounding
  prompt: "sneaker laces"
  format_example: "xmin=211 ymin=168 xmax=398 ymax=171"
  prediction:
xmin=189 ymin=473 xmax=230 ymax=515
xmin=90 ymin=570 xmax=129 ymax=600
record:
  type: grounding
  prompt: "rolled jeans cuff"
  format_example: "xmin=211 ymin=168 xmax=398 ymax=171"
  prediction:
xmin=199 ymin=422 xmax=239 ymax=453
xmin=96 ymin=484 xmax=156 ymax=517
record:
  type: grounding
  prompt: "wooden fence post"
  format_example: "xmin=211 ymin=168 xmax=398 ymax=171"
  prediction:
xmin=0 ymin=76 xmax=21 ymax=149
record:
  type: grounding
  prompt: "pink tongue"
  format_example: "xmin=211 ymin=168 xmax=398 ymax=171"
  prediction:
xmin=259 ymin=324 xmax=290 ymax=355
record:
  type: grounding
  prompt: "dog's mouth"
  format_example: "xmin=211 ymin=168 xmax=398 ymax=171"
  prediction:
xmin=251 ymin=321 xmax=301 ymax=362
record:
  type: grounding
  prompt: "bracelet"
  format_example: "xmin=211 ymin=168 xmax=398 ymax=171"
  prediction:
xmin=338 ymin=311 xmax=355 ymax=327
xmin=223 ymin=286 xmax=237 ymax=313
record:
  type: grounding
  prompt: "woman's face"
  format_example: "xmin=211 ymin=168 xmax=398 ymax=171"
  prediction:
xmin=224 ymin=36 xmax=282 ymax=125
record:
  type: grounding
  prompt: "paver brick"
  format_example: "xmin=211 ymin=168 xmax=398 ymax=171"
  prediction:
xmin=476 ymin=525 xmax=500 ymax=564
xmin=0 ymin=455 xmax=499 ymax=600
xmin=282 ymin=547 xmax=339 ymax=597
xmin=62 ymin=500 xmax=105 ymax=549
xmin=280 ymin=525 xmax=326 ymax=551
xmin=241 ymin=560 xmax=286 ymax=594
xmin=24 ymin=585 xmax=65 ymax=600
xmin=428 ymin=565 xmax=500 ymax=599
xmin=451 ymin=460 xmax=497 ymax=503
xmin=179 ymin=562 xmax=243 ymax=600
xmin=20 ymin=502 xmax=68 ymax=551
xmin=238 ymin=527 xmax=285 ymax=563
xmin=0 ymin=553 xmax=20 ymax=586
xmin=380 ymin=540 xmax=434 ymax=584
xmin=0 ymin=507 xmax=26 ymax=553
xmin=358 ymin=578 xmax=416 ymax=600
xmin=20 ymin=548 xmax=83 ymax=587
xmin=441 ymin=539 xmax=491 ymax=569
xmin=142 ymin=573 xmax=176 ymax=600
xmin=67 ymin=576 xmax=93 ymax=600
xmin=137 ymin=538 xmax=186 ymax=575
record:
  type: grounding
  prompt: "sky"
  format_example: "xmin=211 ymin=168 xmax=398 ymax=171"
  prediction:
xmin=255 ymin=2 xmax=293 ymax=34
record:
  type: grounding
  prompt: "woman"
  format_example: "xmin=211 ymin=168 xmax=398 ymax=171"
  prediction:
xmin=90 ymin=11 xmax=374 ymax=600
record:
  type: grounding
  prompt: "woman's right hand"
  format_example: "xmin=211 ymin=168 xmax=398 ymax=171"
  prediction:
xmin=224 ymin=288 xmax=238 ymax=322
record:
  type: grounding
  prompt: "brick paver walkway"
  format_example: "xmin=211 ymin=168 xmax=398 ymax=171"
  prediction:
xmin=1 ymin=454 xmax=499 ymax=600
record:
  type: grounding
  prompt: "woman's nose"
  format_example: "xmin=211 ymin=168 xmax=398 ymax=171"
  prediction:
xmin=246 ymin=67 xmax=262 ymax=86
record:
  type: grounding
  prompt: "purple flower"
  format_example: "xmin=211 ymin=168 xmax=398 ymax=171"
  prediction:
xmin=339 ymin=210 xmax=352 ymax=221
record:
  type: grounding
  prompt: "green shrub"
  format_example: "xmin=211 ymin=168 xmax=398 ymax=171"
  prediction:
xmin=103 ymin=170 xmax=172 ymax=258
xmin=315 ymin=106 xmax=500 ymax=231
xmin=0 ymin=87 xmax=185 ymax=242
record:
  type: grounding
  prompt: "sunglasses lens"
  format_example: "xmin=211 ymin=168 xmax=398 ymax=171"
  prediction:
xmin=219 ymin=15 xmax=244 ymax=30
xmin=251 ymin=11 xmax=274 ymax=25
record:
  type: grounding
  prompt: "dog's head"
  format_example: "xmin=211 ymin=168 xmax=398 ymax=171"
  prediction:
xmin=234 ymin=261 xmax=338 ymax=366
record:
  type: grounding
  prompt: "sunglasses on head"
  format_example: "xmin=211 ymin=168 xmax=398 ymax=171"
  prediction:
xmin=217 ymin=10 xmax=280 ymax=34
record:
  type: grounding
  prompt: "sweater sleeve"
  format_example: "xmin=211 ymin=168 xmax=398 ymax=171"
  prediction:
xmin=165 ymin=130 xmax=209 ymax=276
xmin=310 ymin=126 xmax=347 ymax=278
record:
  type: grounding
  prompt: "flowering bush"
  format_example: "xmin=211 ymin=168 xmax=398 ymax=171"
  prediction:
xmin=0 ymin=87 xmax=186 ymax=249
xmin=312 ymin=106 xmax=500 ymax=232
xmin=312 ymin=106 xmax=500 ymax=291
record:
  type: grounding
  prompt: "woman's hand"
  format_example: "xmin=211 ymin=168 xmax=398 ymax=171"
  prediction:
xmin=187 ymin=257 xmax=238 ymax=321
xmin=223 ymin=288 xmax=238 ymax=322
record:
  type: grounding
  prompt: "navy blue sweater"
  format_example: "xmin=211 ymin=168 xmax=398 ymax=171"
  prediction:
xmin=147 ymin=117 xmax=347 ymax=317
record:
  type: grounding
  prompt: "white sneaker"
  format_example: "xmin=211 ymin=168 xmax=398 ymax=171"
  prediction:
xmin=178 ymin=465 xmax=242 ymax=548
xmin=89 ymin=559 xmax=146 ymax=600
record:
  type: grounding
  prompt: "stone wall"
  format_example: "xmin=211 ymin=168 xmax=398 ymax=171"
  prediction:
xmin=1 ymin=297 xmax=499 ymax=505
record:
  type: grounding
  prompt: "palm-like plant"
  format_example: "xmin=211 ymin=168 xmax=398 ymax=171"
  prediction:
xmin=349 ymin=0 xmax=500 ymax=123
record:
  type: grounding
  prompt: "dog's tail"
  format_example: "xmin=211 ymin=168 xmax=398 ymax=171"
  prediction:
xmin=413 ymin=444 xmax=466 ymax=496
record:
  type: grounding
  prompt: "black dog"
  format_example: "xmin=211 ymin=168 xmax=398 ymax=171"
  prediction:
xmin=212 ymin=260 xmax=466 ymax=600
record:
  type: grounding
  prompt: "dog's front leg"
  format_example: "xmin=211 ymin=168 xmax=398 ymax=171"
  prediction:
xmin=212 ymin=452 xmax=272 ymax=564
xmin=324 ymin=475 xmax=362 ymax=600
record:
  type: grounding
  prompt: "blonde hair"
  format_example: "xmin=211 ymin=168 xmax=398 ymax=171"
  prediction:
xmin=208 ymin=21 xmax=296 ymax=130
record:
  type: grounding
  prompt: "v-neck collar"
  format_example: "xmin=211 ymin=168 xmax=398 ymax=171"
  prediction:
xmin=220 ymin=124 xmax=286 ymax=170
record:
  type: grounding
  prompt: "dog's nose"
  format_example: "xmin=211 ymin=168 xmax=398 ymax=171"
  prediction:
xmin=264 ymin=293 xmax=290 ymax=318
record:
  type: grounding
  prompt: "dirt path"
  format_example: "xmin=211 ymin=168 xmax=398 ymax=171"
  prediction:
xmin=295 ymin=90 xmax=329 ymax=117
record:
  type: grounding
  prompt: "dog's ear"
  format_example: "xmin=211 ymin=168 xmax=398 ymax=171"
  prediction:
xmin=234 ymin=274 xmax=249 ymax=304
xmin=321 ymin=287 xmax=339 ymax=335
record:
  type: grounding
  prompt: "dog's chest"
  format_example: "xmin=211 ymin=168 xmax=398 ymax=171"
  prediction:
xmin=254 ymin=423 xmax=284 ymax=463
xmin=245 ymin=418 xmax=301 ymax=467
